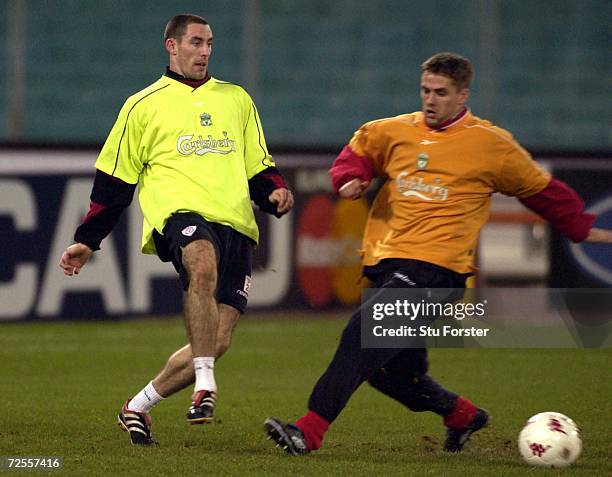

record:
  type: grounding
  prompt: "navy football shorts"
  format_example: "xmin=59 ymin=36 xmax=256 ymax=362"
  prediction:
xmin=154 ymin=212 xmax=255 ymax=314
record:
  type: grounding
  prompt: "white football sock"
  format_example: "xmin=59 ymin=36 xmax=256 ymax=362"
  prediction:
xmin=128 ymin=381 xmax=164 ymax=413
xmin=193 ymin=356 xmax=217 ymax=393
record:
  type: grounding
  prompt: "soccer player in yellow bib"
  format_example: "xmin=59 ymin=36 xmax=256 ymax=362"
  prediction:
xmin=59 ymin=14 xmax=294 ymax=446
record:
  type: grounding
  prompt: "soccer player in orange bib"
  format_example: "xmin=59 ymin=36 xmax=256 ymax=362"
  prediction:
xmin=265 ymin=52 xmax=612 ymax=455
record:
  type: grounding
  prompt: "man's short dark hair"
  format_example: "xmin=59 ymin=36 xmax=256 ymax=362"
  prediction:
xmin=164 ymin=14 xmax=208 ymax=41
xmin=421 ymin=53 xmax=473 ymax=90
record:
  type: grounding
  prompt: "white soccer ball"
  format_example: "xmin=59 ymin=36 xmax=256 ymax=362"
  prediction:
xmin=518 ymin=412 xmax=582 ymax=468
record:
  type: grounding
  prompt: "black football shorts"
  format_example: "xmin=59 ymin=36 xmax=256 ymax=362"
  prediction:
xmin=154 ymin=212 xmax=255 ymax=313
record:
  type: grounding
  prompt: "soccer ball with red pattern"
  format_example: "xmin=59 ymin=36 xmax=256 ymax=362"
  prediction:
xmin=518 ymin=412 xmax=582 ymax=468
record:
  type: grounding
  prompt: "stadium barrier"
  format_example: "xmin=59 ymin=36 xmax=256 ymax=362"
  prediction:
xmin=0 ymin=151 xmax=367 ymax=321
xmin=0 ymin=151 xmax=610 ymax=321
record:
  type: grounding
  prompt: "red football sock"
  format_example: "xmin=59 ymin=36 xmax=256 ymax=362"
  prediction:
xmin=295 ymin=410 xmax=330 ymax=451
xmin=444 ymin=396 xmax=478 ymax=429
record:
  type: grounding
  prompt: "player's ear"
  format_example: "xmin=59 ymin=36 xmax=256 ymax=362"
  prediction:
xmin=459 ymin=88 xmax=470 ymax=105
xmin=165 ymin=38 xmax=177 ymax=55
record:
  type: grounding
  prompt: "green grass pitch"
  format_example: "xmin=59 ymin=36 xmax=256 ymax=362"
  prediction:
xmin=0 ymin=314 xmax=610 ymax=476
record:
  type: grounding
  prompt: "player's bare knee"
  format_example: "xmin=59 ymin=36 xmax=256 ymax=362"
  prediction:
xmin=182 ymin=240 xmax=217 ymax=291
xmin=188 ymin=262 xmax=217 ymax=292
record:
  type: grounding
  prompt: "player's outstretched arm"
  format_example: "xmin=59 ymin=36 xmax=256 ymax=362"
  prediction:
xmin=519 ymin=179 xmax=596 ymax=243
xmin=268 ymin=188 xmax=294 ymax=215
xmin=584 ymin=227 xmax=612 ymax=243
xmin=520 ymin=179 xmax=612 ymax=244
xmin=59 ymin=243 xmax=94 ymax=276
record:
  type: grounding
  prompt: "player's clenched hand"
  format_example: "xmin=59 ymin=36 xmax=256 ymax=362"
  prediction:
xmin=338 ymin=178 xmax=370 ymax=200
xmin=59 ymin=243 xmax=94 ymax=276
xmin=268 ymin=188 xmax=294 ymax=215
